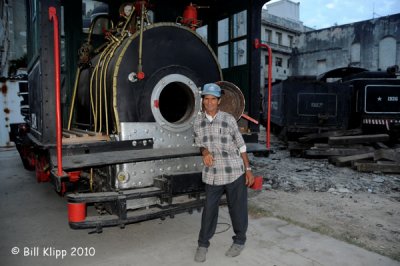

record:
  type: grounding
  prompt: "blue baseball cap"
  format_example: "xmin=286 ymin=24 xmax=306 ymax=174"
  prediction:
xmin=201 ymin=83 xmax=221 ymax=97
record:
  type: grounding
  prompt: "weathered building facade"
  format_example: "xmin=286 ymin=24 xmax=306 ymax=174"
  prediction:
xmin=260 ymin=0 xmax=308 ymax=84
xmin=291 ymin=13 xmax=400 ymax=76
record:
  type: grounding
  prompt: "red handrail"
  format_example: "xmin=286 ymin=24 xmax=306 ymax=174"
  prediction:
xmin=254 ymin=38 xmax=272 ymax=149
xmin=49 ymin=7 xmax=63 ymax=176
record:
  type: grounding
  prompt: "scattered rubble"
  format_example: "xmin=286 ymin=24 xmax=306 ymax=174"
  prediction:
xmin=250 ymin=144 xmax=400 ymax=195
xmin=289 ymin=131 xmax=400 ymax=174
xmin=248 ymin=131 xmax=400 ymax=260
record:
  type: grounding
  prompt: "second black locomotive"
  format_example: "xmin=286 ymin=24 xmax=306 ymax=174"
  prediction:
xmin=262 ymin=67 xmax=400 ymax=139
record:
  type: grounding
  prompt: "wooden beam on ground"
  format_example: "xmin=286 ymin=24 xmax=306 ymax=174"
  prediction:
xmin=288 ymin=141 xmax=313 ymax=157
xmin=351 ymin=159 xmax=372 ymax=169
xmin=329 ymin=152 xmax=375 ymax=167
xmin=298 ymin=128 xmax=362 ymax=143
xmin=305 ymin=147 xmax=375 ymax=158
xmin=328 ymin=134 xmax=390 ymax=145
xmin=354 ymin=162 xmax=400 ymax=173
xmin=374 ymin=142 xmax=389 ymax=149
xmin=374 ymin=149 xmax=400 ymax=163
xmin=313 ymin=143 xmax=331 ymax=148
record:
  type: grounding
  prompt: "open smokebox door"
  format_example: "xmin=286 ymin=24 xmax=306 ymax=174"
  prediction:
xmin=215 ymin=81 xmax=245 ymax=121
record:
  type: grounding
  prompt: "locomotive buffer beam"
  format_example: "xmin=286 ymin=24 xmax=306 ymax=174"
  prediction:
xmin=68 ymin=187 xmax=164 ymax=204
xmin=67 ymin=186 xmax=205 ymax=230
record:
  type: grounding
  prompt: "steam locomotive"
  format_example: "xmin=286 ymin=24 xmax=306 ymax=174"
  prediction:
xmin=262 ymin=67 xmax=400 ymax=140
xmin=16 ymin=0 xmax=268 ymax=230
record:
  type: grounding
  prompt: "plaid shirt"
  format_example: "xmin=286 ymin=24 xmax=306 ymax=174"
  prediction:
xmin=193 ymin=111 xmax=246 ymax=185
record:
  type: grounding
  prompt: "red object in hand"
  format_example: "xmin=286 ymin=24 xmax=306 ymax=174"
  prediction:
xmin=251 ymin=176 xmax=263 ymax=190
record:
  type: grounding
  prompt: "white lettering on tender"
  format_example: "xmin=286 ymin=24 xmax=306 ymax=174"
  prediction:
xmin=311 ymin=102 xmax=323 ymax=108
xmin=271 ymin=101 xmax=278 ymax=110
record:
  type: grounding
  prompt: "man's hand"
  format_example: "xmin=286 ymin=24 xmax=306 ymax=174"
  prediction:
xmin=245 ymin=170 xmax=255 ymax=187
xmin=240 ymin=152 xmax=254 ymax=187
xmin=201 ymin=148 xmax=214 ymax=167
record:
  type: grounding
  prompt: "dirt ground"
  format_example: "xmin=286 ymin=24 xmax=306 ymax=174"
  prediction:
xmin=248 ymin=133 xmax=400 ymax=261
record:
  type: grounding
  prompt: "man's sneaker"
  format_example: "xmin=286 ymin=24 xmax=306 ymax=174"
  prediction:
xmin=225 ymin=243 xmax=244 ymax=257
xmin=194 ymin=247 xmax=207 ymax=262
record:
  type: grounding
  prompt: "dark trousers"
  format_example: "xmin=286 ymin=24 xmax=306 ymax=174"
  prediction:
xmin=198 ymin=174 xmax=248 ymax=248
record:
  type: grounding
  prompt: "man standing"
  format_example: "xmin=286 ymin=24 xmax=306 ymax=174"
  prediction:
xmin=193 ymin=83 xmax=254 ymax=262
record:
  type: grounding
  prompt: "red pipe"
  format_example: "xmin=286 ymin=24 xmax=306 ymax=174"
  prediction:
xmin=49 ymin=7 xmax=63 ymax=176
xmin=241 ymin=113 xmax=259 ymax=125
xmin=254 ymin=38 xmax=272 ymax=149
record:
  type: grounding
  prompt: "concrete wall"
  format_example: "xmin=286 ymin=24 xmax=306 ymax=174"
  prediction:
xmin=291 ymin=14 xmax=400 ymax=76
xmin=0 ymin=79 xmax=26 ymax=146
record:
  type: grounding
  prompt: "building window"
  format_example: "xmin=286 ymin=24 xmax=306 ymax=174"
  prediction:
xmin=275 ymin=57 xmax=282 ymax=67
xmin=276 ymin=32 xmax=282 ymax=45
xmin=379 ymin=37 xmax=396 ymax=70
xmin=218 ymin=45 xmax=229 ymax=69
xmin=82 ymin=0 xmax=110 ymax=34
xmin=350 ymin=42 xmax=360 ymax=64
xmin=265 ymin=55 xmax=269 ymax=65
xmin=217 ymin=10 xmax=247 ymax=69
xmin=233 ymin=39 xmax=247 ymax=66
xmin=317 ymin=59 xmax=327 ymax=75
xmin=232 ymin=10 xmax=247 ymax=38
xmin=217 ymin=18 xmax=229 ymax=44
xmin=265 ymin=29 xmax=272 ymax=43
xmin=288 ymin=35 xmax=293 ymax=47
xmin=196 ymin=25 xmax=208 ymax=41
xmin=27 ymin=0 xmax=39 ymax=60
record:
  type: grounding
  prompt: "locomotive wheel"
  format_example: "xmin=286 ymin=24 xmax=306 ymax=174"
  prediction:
xmin=16 ymin=144 xmax=35 ymax=171
xmin=35 ymin=153 xmax=50 ymax=182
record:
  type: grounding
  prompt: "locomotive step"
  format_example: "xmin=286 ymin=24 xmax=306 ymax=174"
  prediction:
xmin=50 ymin=146 xmax=201 ymax=170
xmin=50 ymin=142 xmax=268 ymax=170
xmin=68 ymin=186 xmax=163 ymax=203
